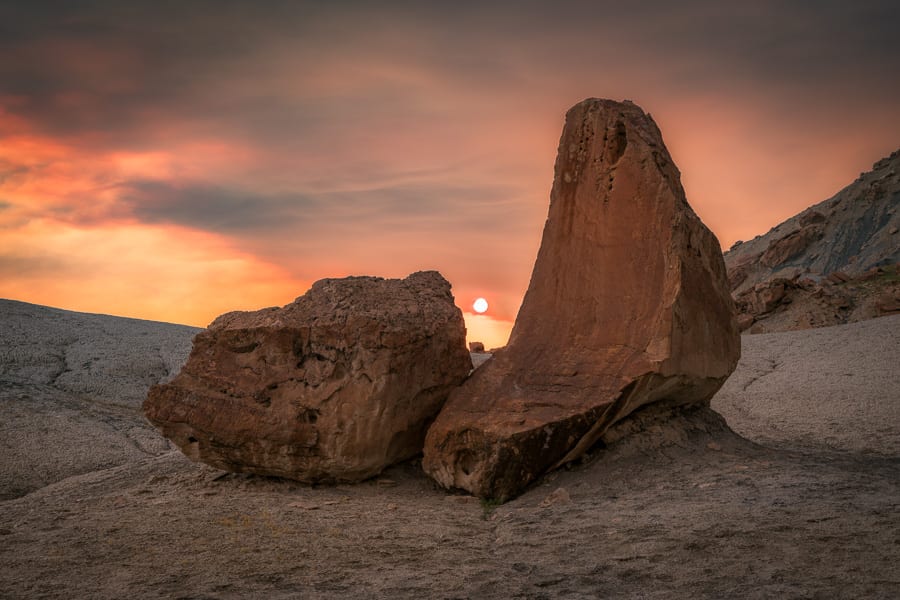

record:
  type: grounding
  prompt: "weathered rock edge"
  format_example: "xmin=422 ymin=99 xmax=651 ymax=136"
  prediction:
xmin=422 ymin=98 xmax=740 ymax=501
xmin=144 ymin=270 xmax=472 ymax=483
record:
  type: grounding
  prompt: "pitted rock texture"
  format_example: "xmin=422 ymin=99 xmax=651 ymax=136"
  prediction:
xmin=422 ymin=98 xmax=740 ymax=501
xmin=144 ymin=271 xmax=472 ymax=482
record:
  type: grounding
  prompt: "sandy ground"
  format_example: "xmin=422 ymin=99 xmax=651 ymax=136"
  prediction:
xmin=1 ymin=301 xmax=899 ymax=599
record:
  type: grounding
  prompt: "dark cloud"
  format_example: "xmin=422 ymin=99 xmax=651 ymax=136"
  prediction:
xmin=0 ymin=162 xmax=30 ymax=186
xmin=110 ymin=175 xmax=538 ymax=296
xmin=3 ymin=1 xmax=897 ymax=145
xmin=630 ymin=1 xmax=900 ymax=97
xmin=119 ymin=180 xmax=308 ymax=232
xmin=0 ymin=252 xmax=69 ymax=278
xmin=118 ymin=178 xmax=529 ymax=236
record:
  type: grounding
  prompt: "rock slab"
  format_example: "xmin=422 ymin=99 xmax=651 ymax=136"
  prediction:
xmin=144 ymin=271 xmax=472 ymax=482
xmin=422 ymin=99 xmax=740 ymax=500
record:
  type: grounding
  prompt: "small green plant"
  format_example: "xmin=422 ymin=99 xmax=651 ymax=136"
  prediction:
xmin=480 ymin=497 xmax=504 ymax=519
xmin=877 ymin=265 xmax=900 ymax=283
xmin=856 ymin=265 xmax=900 ymax=292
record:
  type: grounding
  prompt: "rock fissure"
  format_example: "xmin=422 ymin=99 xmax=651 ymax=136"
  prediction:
xmin=740 ymin=358 xmax=781 ymax=393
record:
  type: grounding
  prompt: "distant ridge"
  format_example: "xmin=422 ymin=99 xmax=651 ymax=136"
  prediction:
xmin=0 ymin=298 xmax=195 ymax=328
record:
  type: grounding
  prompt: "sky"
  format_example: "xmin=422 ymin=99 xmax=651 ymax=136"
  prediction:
xmin=1 ymin=1 xmax=899 ymax=349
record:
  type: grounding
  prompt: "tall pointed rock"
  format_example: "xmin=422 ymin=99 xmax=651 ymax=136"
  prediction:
xmin=422 ymin=99 xmax=740 ymax=501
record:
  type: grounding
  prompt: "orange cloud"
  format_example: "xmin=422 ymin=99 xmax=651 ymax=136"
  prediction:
xmin=0 ymin=219 xmax=306 ymax=326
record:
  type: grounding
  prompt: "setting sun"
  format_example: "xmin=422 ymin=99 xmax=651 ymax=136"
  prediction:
xmin=473 ymin=297 xmax=489 ymax=314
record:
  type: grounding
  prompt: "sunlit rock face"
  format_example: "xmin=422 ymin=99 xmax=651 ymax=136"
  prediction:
xmin=144 ymin=271 xmax=472 ymax=482
xmin=423 ymin=98 xmax=740 ymax=501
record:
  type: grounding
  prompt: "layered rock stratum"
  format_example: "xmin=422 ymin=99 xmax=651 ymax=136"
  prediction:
xmin=725 ymin=149 xmax=900 ymax=332
xmin=423 ymin=98 xmax=740 ymax=501
xmin=144 ymin=271 xmax=471 ymax=482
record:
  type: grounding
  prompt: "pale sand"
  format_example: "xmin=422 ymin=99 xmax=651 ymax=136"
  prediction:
xmin=1 ymin=301 xmax=898 ymax=599
xmin=713 ymin=315 xmax=900 ymax=456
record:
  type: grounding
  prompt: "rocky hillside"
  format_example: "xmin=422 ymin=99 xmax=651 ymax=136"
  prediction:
xmin=725 ymin=149 xmax=900 ymax=332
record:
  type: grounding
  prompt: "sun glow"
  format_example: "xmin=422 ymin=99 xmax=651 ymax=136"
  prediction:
xmin=473 ymin=297 xmax=489 ymax=314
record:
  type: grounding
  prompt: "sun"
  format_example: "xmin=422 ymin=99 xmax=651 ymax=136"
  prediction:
xmin=473 ymin=297 xmax=489 ymax=314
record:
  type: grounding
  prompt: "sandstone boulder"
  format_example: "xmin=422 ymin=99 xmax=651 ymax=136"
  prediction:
xmin=744 ymin=279 xmax=791 ymax=315
xmin=827 ymin=271 xmax=852 ymax=284
xmin=144 ymin=271 xmax=472 ymax=482
xmin=799 ymin=210 xmax=826 ymax=227
xmin=760 ymin=224 xmax=824 ymax=268
xmin=736 ymin=313 xmax=756 ymax=332
xmin=727 ymin=262 xmax=751 ymax=289
xmin=422 ymin=99 xmax=740 ymax=501
xmin=874 ymin=291 xmax=900 ymax=313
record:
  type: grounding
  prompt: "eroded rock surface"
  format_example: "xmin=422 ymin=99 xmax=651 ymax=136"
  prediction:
xmin=144 ymin=271 xmax=471 ymax=482
xmin=422 ymin=98 xmax=740 ymax=501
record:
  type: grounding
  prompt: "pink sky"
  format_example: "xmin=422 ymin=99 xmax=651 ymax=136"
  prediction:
xmin=1 ymin=2 xmax=898 ymax=348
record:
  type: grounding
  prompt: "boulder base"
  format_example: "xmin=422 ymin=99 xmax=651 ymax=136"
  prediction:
xmin=144 ymin=271 xmax=471 ymax=482
xmin=422 ymin=99 xmax=740 ymax=501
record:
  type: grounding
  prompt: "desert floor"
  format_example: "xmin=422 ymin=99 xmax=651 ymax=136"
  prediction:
xmin=1 ymin=301 xmax=898 ymax=599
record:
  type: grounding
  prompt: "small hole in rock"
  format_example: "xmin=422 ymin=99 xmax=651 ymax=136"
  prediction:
xmin=457 ymin=451 xmax=477 ymax=477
